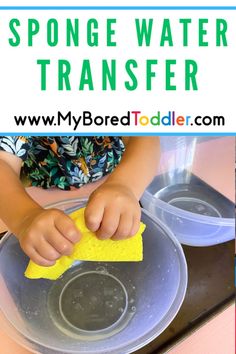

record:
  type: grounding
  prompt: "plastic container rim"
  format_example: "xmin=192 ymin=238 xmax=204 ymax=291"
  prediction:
xmin=142 ymin=190 xmax=234 ymax=227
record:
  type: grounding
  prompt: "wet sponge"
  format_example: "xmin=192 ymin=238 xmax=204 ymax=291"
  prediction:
xmin=25 ymin=207 xmax=146 ymax=280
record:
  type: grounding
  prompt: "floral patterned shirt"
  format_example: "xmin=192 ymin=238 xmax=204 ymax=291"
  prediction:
xmin=0 ymin=136 xmax=125 ymax=190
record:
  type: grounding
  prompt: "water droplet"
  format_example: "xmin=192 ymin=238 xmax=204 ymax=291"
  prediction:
xmin=96 ymin=266 xmax=107 ymax=273
xmin=75 ymin=303 xmax=84 ymax=311
xmin=131 ymin=306 xmax=136 ymax=312
xmin=118 ymin=307 xmax=124 ymax=313
xmin=105 ymin=301 xmax=114 ymax=308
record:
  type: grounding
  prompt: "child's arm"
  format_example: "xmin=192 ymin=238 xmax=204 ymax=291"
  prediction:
xmin=85 ymin=136 xmax=160 ymax=240
xmin=0 ymin=152 xmax=81 ymax=266
xmin=109 ymin=136 xmax=160 ymax=199
xmin=0 ymin=136 xmax=159 ymax=266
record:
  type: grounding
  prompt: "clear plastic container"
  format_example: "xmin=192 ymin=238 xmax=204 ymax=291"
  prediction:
xmin=0 ymin=198 xmax=187 ymax=354
xmin=141 ymin=137 xmax=235 ymax=247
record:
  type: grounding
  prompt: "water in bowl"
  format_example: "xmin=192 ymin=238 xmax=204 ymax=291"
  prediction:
xmin=151 ymin=172 xmax=234 ymax=219
xmin=47 ymin=263 xmax=137 ymax=341
xmin=155 ymin=184 xmax=223 ymax=217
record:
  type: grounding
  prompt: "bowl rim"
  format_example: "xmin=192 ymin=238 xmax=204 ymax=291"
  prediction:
xmin=141 ymin=190 xmax=234 ymax=227
xmin=0 ymin=198 xmax=188 ymax=354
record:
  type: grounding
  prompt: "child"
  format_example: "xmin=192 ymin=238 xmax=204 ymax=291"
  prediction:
xmin=0 ymin=136 xmax=160 ymax=266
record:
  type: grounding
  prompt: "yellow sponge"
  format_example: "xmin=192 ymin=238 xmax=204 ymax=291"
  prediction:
xmin=25 ymin=207 xmax=146 ymax=280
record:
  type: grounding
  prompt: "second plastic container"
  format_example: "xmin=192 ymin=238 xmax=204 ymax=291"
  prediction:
xmin=141 ymin=137 xmax=235 ymax=246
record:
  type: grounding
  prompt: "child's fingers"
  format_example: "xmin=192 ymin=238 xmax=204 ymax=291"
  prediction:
xmin=20 ymin=238 xmax=55 ymax=266
xmin=26 ymin=247 xmax=56 ymax=267
xmin=111 ymin=212 xmax=133 ymax=240
xmin=35 ymin=238 xmax=61 ymax=261
xmin=46 ymin=230 xmax=74 ymax=256
xmin=130 ymin=214 xmax=141 ymax=237
xmin=85 ymin=199 xmax=105 ymax=232
xmin=96 ymin=207 xmax=120 ymax=240
xmin=55 ymin=216 xmax=81 ymax=244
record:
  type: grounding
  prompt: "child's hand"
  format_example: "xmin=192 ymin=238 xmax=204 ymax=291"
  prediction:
xmin=17 ymin=208 xmax=81 ymax=266
xmin=85 ymin=182 xmax=141 ymax=240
